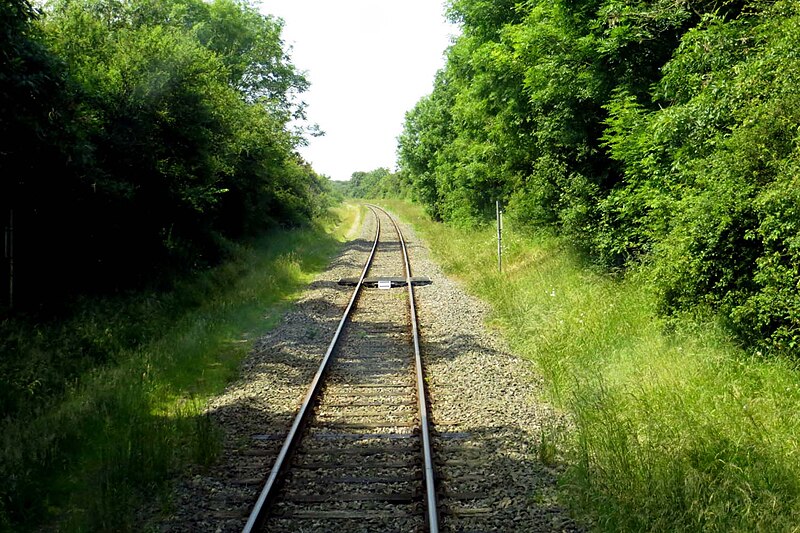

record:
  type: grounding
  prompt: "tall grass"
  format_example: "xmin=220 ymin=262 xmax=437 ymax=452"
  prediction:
xmin=0 ymin=205 xmax=358 ymax=531
xmin=383 ymin=199 xmax=800 ymax=532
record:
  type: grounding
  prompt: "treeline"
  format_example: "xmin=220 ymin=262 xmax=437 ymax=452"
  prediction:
xmin=339 ymin=167 xmax=410 ymax=199
xmin=1 ymin=0 xmax=329 ymax=308
xmin=397 ymin=0 xmax=800 ymax=353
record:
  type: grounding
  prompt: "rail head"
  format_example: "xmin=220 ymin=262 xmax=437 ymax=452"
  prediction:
xmin=241 ymin=205 xmax=381 ymax=533
xmin=366 ymin=204 xmax=439 ymax=533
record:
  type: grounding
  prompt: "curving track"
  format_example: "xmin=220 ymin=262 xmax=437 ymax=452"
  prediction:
xmin=242 ymin=205 xmax=439 ymax=533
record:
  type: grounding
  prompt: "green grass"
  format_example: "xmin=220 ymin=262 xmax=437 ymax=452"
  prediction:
xmin=0 ymin=204 xmax=359 ymax=532
xmin=381 ymin=199 xmax=800 ymax=532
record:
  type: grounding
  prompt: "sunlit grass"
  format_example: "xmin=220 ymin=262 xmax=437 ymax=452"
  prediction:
xmin=382 ymin=199 xmax=800 ymax=532
xmin=0 ymin=205 xmax=357 ymax=531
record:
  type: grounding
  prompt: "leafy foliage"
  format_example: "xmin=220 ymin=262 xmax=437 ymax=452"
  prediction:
xmin=398 ymin=0 xmax=800 ymax=353
xmin=0 ymin=0 xmax=329 ymax=308
xmin=340 ymin=167 xmax=411 ymax=201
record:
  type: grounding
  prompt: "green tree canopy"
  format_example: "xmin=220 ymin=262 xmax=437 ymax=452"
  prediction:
xmin=398 ymin=0 xmax=800 ymax=353
xmin=0 ymin=0 xmax=329 ymax=306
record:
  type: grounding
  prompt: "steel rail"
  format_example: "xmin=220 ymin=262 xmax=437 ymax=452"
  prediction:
xmin=241 ymin=206 xmax=381 ymax=533
xmin=367 ymin=204 xmax=440 ymax=533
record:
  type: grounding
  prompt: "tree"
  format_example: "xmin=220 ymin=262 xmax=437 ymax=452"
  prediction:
xmin=398 ymin=0 xmax=800 ymax=352
xmin=0 ymin=0 xmax=325 ymax=306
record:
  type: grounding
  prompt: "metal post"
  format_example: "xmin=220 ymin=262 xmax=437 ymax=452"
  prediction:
xmin=496 ymin=201 xmax=502 ymax=273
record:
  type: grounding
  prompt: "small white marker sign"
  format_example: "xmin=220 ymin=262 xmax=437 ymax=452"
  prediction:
xmin=377 ymin=279 xmax=392 ymax=290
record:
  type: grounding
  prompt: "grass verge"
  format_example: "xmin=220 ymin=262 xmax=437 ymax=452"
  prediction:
xmin=381 ymin=199 xmax=800 ymax=532
xmin=0 ymin=204 xmax=358 ymax=532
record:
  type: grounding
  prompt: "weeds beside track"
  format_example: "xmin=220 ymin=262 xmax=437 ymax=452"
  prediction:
xmin=0 ymin=206 xmax=358 ymax=531
xmin=382 ymin=199 xmax=800 ymax=532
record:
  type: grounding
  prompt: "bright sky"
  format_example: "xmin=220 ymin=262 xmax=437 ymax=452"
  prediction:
xmin=260 ymin=1 xmax=458 ymax=181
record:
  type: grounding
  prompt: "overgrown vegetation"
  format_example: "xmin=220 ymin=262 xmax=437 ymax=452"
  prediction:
xmin=0 ymin=1 xmax=347 ymax=528
xmin=337 ymin=167 xmax=411 ymax=200
xmin=396 ymin=0 xmax=800 ymax=355
xmin=384 ymin=199 xmax=800 ymax=532
xmin=0 ymin=206 xmax=356 ymax=531
xmin=1 ymin=0 xmax=329 ymax=309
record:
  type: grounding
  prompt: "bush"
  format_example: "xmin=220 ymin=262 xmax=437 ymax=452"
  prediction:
xmin=397 ymin=0 xmax=800 ymax=354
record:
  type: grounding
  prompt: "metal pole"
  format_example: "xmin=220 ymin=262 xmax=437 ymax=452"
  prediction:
xmin=496 ymin=201 xmax=502 ymax=273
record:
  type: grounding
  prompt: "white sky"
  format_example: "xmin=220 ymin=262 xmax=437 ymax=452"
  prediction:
xmin=259 ymin=0 xmax=458 ymax=181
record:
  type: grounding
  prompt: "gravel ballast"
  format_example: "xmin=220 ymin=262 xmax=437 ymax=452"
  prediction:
xmin=152 ymin=207 xmax=579 ymax=532
xmin=403 ymin=216 xmax=578 ymax=532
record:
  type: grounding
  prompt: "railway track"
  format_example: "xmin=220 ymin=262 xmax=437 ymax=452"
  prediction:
xmin=158 ymin=203 xmax=578 ymax=532
xmin=242 ymin=205 xmax=439 ymax=532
